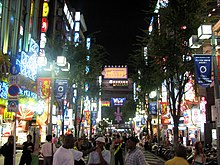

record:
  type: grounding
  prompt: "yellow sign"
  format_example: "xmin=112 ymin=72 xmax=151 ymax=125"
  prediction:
xmin=103 ymin=67 xmax=127 ymax=79
xmin=4 ymin=111 xmax=13 ymax=120
xmin=42 ymin=2 xmax=49 ymax=17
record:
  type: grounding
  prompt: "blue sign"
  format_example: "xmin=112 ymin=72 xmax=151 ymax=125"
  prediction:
xmin=55 ymin=79 xmax=68 ymax=99
xmin=149 ymin=102 xmax=157 ymax=115
xmin=8 ymin=85 xmax=19 ymax=96
xmin=8 ymin=99 xmax=19 ymax=112
xmin=10 ymin=64 xmax=20 ymax=75
xmin=194 ymin=54 xmax=212 ymax=87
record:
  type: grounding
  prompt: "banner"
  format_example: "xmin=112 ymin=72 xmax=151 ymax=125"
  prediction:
xmin=149 ymin=102 xmax=157 ymax=115
xmin=37 ymin=78 xmax=51 ymax=99
xmin=194 ymin=54 xmax=212 ymax=87
xmin=54 ymin=79 xmax=68 ymax=99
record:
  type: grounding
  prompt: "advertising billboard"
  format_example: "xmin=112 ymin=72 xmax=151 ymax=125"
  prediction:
xmin=111 ymin=98 xmax=126 ymax=106
xmin=102 ymin=67 xmax=128 ymax=79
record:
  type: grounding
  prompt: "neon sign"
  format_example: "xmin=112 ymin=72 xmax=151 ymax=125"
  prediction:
xmin=0 ymin=81 xmax=8 ymax=99
xmin=16 ymin=39 xmax=39 ymax=81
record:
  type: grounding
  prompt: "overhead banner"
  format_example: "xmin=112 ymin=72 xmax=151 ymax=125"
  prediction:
xmin=194 ymin=54 xmax=212 ymax=87
xmin=149 ymin=102 xmax=157 ymax=115
xmin=54 ymin=79 xmax=68 ymax=99
xmin=37 ymin=78 xmax=51 ymax=99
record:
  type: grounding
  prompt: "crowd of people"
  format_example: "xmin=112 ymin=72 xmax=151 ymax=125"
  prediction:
xmin=0 ymin=132 xmax=147 ymax=165
xmin=0 ymin=132 xmax=207 ymax=165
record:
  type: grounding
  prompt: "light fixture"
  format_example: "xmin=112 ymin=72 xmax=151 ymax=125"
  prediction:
xmin=189 ymin=35 xmax=202 ymax=48
xmin=37 ymin=56 xmax=47 ymax=66
xmin=197 ymin=25 xmax=212 ymax=40
xmin=61 ymin=62 xmax=70 ymax=71
xmin=56 ymin=56 xmax=66 ymax=66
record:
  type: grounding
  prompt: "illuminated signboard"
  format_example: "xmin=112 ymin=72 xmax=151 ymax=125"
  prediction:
xmin=63 ymin=3 xmax=74 ymax=30
xmin=101 ymin=101 xmax=110 ymax=107
xmin=0 ymin=81 xmax=8 ymax=99
xmin=112 ymin=80 xmax=128 ymax=87
xmin=16 ymin=39 xmax=39 ymax=81
xmin=42 ymin=2 xmax=49 ymax=17
xmin=41 ymin=18 xmax=48 ymax=33
xmin=103 ymin=67 xmax=128 ymax=79
xmin=111 ymin=98 xmax=126 ymax=106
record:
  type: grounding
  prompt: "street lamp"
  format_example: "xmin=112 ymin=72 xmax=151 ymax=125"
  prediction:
xmin=190 ymin=24 xmax=220 ymax=164
xmin=38 ymin=56 xmax=70 ymax=136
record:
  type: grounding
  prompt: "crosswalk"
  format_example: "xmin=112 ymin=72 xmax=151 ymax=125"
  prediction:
xmin=143 ymin=150 xmax=165 ymax=165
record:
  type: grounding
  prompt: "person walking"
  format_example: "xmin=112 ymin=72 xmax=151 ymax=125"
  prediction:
xmin=164 ymin=145 xmax=189 ymax=165
xmin=113 ymin=134 xmax=124 ymax=165
xmin=88 ymin=136 xmax=111 ymax=165
xmin=124 ymin=136 xmax=146 ymax=165
xmin=1 ymin=135 xmax=14 ymax=165
xmin=40 ymin=135 xmax=57 ymax=165
xmin=192 ymin=141 xmax=206 ymax=165
xmin=19 ymin=134 xmax=34 ymax=165
xmin=53 ymin=134 xmax=75 ymax=165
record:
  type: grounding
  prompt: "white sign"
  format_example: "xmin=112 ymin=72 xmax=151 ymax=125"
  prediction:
xmin=8 ymin=75 xmax=20 ymax=85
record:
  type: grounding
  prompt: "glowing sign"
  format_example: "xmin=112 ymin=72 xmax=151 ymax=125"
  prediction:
xmin=111 ymin=98 xmax=126 ymax=106
xmin=0 ymin=81 xmax=8 ymax=99
xmin=16 ymin=39 xmax=39 ymax=81
xmin=112 ymin=80 xmax=128 ymax=87
xmin=63 ymin=3 xmax=74 ymax=30
xmin=42 ymin=2 xmax=49 ymax=17
xmin=103 ymin=67 xmax=128 ymax=79
xmin=41 ymin=18 xmax=48 ymax=33
xmin=101 ymin=101 xmax=110 ymax=107
xmin=40 ymin=33 xmax=47 ymax=48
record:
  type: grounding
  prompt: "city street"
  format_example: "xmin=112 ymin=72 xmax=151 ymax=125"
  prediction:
xmin=143 ymin=150 xmax=165 ymax=165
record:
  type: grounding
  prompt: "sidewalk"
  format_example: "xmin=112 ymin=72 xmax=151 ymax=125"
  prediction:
xmin=0 ymin=150 xmax=40 ymax=165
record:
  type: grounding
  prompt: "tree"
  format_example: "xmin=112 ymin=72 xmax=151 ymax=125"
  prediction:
xmin=45 ymin=36 xmax=108 ymax=138
xmin=146 ymin=0 xmax=209 ymax=147
xmin=130 ymin=0 xmax=212 ymax=147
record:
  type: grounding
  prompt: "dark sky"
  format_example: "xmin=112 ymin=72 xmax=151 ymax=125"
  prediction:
xmin=70 ymin=0 xmax=155 ymax=65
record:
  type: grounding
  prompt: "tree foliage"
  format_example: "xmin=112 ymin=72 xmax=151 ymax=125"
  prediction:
xmin=130 ymin=0 xmax=212 ymax=146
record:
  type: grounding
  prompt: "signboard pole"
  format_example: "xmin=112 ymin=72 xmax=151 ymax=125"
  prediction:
xmin=13 ymin=113 xmax=17 ymax=165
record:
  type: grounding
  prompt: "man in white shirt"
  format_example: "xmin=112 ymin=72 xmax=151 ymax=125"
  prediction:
xmin=88 ymin=136 xmax=111 ymax=165
xmin=53 ymin=134 xmax=75 ymax=165
xmin=40 ymin=135 xmax=57 ymax=165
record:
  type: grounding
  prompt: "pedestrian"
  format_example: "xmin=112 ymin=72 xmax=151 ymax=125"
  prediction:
xmin=1 ymin=135 xmax=14 ymax=165
xmin=164 ymin=145 xmax=189 ymax=165
xmin=105 ymin=134 xmax=112 ymax=150
xmin=113 ymin=134 xmax=124 ymax=165
xmin=124 ymin=136 xmax=146 ymax=165
xmin=192 ymin=141 xmax=206 ymax=165
xmin=19 ymin=134 xmax=34 ymax=165
xmin=40 ymin=135 xmax=57 ymax=165
xmin=53 ymin=134 xmax=75 ymax=165
xmin=52 ymin=134 xmax=58 ymax=145
xmin=88 ymin=136 xmax=111 ymax=165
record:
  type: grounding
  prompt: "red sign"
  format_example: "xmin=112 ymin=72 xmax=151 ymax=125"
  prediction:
xmin=37 ymin=78 xmax=51 ymax=99
xmin=41 ymin=18 xmax=48 ymax=33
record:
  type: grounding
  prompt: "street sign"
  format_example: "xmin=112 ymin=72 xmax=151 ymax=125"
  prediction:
xmin=9 ymin=64 xmax=20 ymax=75
xmin=8 ymin=75 xmax=20 ymax=85
xmin=8 ymin=99 xmax=19 ymax=112
xmin=8 ymin=85 xmax=20 ymax=96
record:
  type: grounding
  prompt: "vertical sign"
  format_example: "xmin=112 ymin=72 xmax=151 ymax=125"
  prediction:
xmin=194 ymin=54 xmax=212 ymax=87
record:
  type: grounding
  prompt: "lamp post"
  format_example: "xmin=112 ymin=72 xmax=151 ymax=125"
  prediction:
xmin=38 ymin=56 xmax=70 ymax=136
xmin=190 ymin=24 xmax=220 ymax=164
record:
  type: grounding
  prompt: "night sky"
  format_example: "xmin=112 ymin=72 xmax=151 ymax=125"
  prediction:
xmin=70 ymin=0 xmax=155 ymax=65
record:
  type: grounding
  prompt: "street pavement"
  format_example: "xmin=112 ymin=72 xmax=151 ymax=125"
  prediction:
xmin=0 ymin=150 xmax=22 ymax=165
xmin=0 ymin=148 xmax=165 ymax=165
xmin=143 ymin=150 xmax=165 ymax=165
